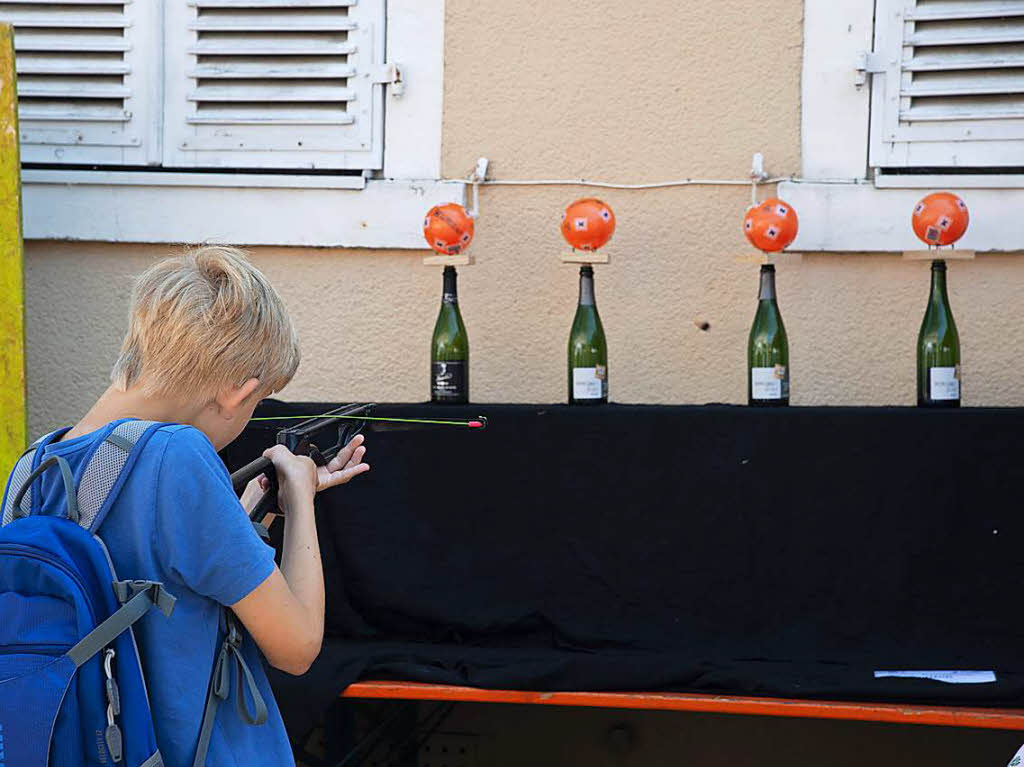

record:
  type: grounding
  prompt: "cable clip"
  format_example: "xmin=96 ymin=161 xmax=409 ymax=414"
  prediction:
xmin=465 ymin=157 xmax=489 ymax=218
xmin=750 ymin=152 xmax=770 ymax=206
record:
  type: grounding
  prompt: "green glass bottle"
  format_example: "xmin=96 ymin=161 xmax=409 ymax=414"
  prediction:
xmin=568 ymin=265 xmax=608 ymax=405
xmin=430 ymin=266 xmax=469 ymax=404
xmin=747 ymin=263 xmax=789 ymax=406
xmin=917 ymin=259 xmax=961 ymax=408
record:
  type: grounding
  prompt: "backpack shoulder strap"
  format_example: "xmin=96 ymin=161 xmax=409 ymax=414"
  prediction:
xmin=2 ymin=421 xmax=165 ymax=532
xmin=79 ymin=420 xmax=163 ymax=532
xmin=2 ymin=431 xmax=61 ymax=527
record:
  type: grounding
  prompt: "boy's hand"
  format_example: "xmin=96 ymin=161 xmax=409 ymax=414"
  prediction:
xmin=262 ymin=445 xmax=317 ymax=516
xmin=247 ymin=435 xmax=369 ymax=516
xmin=316 ymin=433 xmax=370 ymax=492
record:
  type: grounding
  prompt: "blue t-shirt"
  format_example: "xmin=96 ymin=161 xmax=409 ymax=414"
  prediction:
xmin=27 ymin=420 xmax=293 ymax=767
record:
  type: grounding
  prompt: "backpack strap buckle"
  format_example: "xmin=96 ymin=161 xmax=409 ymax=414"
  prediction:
xmin=113 ymin=580 xmax=176 ymax=618
xmin=225 ymin=619 xmax=242 ymax=649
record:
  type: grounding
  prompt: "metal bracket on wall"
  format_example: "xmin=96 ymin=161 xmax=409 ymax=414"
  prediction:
xmin=855 ymin=51 xmax=886 ymax=87
xmin=372 ymin=62 xmax=404 ymax=97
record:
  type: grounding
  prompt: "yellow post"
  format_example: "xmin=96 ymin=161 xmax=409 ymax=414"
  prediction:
xmin=0 ymin=23 xmax=25 ymax=475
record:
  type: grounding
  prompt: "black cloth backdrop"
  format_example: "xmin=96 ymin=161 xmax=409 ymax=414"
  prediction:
xmin=221 ymin=402 xmax=1024 ymax=739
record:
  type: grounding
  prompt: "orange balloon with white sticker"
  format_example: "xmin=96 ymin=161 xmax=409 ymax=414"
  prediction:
xmin=423 ymin=203 xmax=474 ymax=255
xmin=561 ymin=198 xmax=615 ymax=252
xmin=912 ymin=192 xmax=969 ymax=247
xmin=743 ymin=198 xmax=798 ymax=253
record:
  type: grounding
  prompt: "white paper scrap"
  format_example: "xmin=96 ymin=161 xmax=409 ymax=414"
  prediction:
xmin=873 ymin=670 xmax=996 ymax=684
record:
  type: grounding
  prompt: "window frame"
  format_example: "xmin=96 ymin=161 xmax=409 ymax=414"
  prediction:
xmin=20 ymin=0 xmax=463 ymax=249
xmin=785 ymin=0 xmax=1024 ymax=253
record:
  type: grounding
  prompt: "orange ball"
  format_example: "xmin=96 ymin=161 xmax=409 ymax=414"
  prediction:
xmin=423 ymin=203 xmax=474 ymax=255
xmin=743 ymin=198 xmax=798 ymax=252
xmin=912 ymin=192 xmax=969 ymax=247
xmin=560 ymin=198 xmax=615 ymax=252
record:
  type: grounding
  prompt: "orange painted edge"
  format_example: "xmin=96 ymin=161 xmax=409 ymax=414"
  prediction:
xmin=342 ymin=681 xmax=1024 ymax=731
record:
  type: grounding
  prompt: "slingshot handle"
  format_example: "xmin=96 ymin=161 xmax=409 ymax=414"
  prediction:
xmin=231 ymin=456 xmax=273 ymax=494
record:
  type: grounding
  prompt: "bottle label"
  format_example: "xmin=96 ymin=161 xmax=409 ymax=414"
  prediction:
xmin=573 ymin=366 xmax=607 ymax=399
xmin=751 ymin=365 xmax=788 ymax=400
xmin=432 ymin=361 xmax=467 ymax=400
xmin=930 ymin=366 xmax=960 ymax=401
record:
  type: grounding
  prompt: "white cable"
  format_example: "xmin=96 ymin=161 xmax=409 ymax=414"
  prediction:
xmin=440 ymin=176 xmax=787 ymax=189
xmin=438 ymin=175 xmax=863 ymax=190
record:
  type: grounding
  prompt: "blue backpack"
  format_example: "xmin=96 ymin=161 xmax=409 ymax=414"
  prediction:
xmin=0 ymin=421 xmax=267 ymax=767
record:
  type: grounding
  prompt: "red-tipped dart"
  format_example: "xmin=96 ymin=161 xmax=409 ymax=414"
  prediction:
xmin=469 ymin=421 xmax=484 ymax=428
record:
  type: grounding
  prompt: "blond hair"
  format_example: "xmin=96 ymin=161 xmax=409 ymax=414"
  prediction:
xmin=111 ymin=246 xmax=300 ymax=401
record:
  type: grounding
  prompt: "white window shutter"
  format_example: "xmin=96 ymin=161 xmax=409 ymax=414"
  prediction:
xmin=870 ymin=0 xmax=1024 ymax=168
xmin=0 ymin=0 xmax=159 ymax=165
xmin=163 ymin=0 xmax=385 ymax=170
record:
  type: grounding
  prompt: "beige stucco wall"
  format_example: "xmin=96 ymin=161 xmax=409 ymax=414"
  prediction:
xmin=23 ymin=0 xmax=1024 ymax=435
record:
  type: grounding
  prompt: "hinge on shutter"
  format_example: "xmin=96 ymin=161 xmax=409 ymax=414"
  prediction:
xmin=371 ymin=63 xmax=404 ymax=97
xmin=855 ymin=52 xmax=886 ymax=87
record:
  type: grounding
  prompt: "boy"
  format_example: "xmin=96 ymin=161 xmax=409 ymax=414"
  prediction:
xmin=4 ymin=246 xmax=369 ymax=765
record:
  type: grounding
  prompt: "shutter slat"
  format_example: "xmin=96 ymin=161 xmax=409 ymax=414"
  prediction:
xmin=905 ymin=73 xmax=1024 ymax=97
xmin=15 ymin=37 xmax=130 ymax=52
xmin=191 ymin=61 xmax=354 ymax=78
xmin=19 ymin=83 xmax=130 ymax=98
xmin=907 ymin=29 xmax=1024 ymax=46
xmin=190 ymin=40 xmax=355 ymax=55
xmin=186 ymin=114 xmax=354 ymax=125
xmin=190 ymin=20 xmax=356 ymax=31
xmin=907 ymin=1 xmax=1024 ymax=21
xmin=17 ymin=62 xmax=129 ymax=75
xmin=188 ymin=84 xmax=354 ymax=102
xmin=906 ymin=52 xmax=1024 ymax=71
xmin=901 ymin=104 xmax=1024 ymax=120
xmin=3 ymin=16 xmax=127 ymax=28
xmin=0 ymin=0 xmax=127 ymax=4
xmin=904 ymin=80 xmax=1024 ymax=97
xmin=190 ymin=0 xmax=355 ymax=6
xmin=19 ymin=107 xmax=129 ymax=121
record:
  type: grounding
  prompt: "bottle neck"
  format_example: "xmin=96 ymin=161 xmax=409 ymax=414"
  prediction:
xmin=757 ymin=265 xmax=776 ymax=301
xmin=578 ymin=267 xmax=596 ymax=306
xmin=442 ymin=266 xmax=458 ymax=304
xmin=929 ymin=260 xmax=949 ymax=305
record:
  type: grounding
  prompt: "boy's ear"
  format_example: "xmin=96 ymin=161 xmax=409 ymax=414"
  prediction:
xmin=215 ymin=377 xmax=262 ymax=417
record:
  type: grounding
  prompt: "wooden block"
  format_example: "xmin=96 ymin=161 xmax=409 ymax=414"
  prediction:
xmin=561 ymin=252 xmax=610 ymax=264
xmin=0 ymin=24 xmax=26 ymax=475
xmin=423 ymin=254 xmax=474 ymax=266
xmin=734 ymin=252 xmax=802 ymax=264
xmin=902 ymin=249 xmax=975 ymax=261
